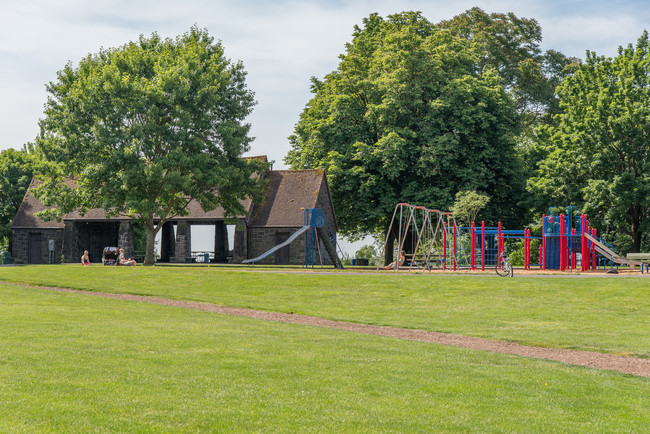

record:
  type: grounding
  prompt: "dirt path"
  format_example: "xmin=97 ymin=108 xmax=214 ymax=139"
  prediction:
xmin=6 ymin=282 xmax=650 ymax=378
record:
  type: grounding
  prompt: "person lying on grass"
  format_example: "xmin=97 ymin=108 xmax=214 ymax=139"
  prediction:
xmin=118 ymin=248 xmax=137 ymax=266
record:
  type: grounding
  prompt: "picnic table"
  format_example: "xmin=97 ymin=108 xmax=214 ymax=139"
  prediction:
xmin=626 ymin=253 xmax=650 ymax=274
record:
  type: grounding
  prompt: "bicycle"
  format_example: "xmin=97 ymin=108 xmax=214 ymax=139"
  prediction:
xmin=495 ymin=252 xmax=513 ymax=277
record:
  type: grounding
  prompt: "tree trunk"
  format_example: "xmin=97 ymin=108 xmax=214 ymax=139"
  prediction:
xmin=383 ymin=225 xmax=395 ymax=266
xmin=631 ymin=202 xmax=642 ymax=253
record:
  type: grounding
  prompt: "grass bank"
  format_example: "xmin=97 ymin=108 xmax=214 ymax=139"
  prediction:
xmin=1 ymin=266 xmax=649 ymax=357
xmin=1 ymin=284 xmax=648 ymax=432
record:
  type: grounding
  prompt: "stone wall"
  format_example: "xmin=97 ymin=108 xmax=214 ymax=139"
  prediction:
xmin=12 ymin=228 xmax=64 ymax=264
xmin=231 ymin=219 xmax=248 ymax=263
xmin=248 ymin=227 xmax=309 ymax=265
xmin=118 ymin=221 xmax=134 ymax=259
xmin=173 ymin=221 xmax=191 ymax=263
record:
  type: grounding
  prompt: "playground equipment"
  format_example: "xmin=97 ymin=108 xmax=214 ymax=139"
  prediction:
xmin=379 ymin=203 xmax=464 ymax=271
xmin=541 ymin=207 xmax=642 ymax=271
xmin=379 ymin=203 xmax=534 ymax=271
xmin=243 ymin=208 xmax=343 ymax=268
xmin=381 ymin=203 xmax=639 ymax=272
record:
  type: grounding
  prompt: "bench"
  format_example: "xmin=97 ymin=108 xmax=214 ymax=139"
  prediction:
xmin=626 ymin=253 xmax=650 ymax=274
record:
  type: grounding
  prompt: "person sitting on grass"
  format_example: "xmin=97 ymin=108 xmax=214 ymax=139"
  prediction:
xmin=384 ymin=250 xmax=406 ymax=270
xmin=118 ymin=248 xmax=137 ymax=266
xmin=81 ymin=250 xmax=91 ymax=266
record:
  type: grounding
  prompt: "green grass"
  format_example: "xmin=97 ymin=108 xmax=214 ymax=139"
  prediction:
xmin=1 ymin=265 xmax=649 ymax=357
xmin=1 ymin=284 xmax=649 ymax=432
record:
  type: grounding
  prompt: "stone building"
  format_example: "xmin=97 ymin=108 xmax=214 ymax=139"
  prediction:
xmin=11 ymin=163 xmax=338 ymax=266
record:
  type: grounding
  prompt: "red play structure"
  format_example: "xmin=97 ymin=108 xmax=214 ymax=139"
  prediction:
xmin=381 ymin=203 xmax=642 ymax=272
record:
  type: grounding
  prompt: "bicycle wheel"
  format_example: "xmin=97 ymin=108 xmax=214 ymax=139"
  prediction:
xmin=495 ymin=262 xmax=509 ymax=277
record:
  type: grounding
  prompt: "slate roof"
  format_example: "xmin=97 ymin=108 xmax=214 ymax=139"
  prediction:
xmin=247 ymin=169 xmax=330 ymax=227
xmin=12 ymin=159 xmax=336 ymax=230
xmin=11 ymin=178 xmax=65 ymax=229
xmin=11 ymin=179 xmax=253 ymax=228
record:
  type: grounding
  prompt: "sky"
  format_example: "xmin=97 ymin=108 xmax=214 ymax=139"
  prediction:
xmin=1 ymin=0 xmax=649 ymax=254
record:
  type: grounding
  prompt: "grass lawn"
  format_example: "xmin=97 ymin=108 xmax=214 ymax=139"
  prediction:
xmin=1 ymin=283 xmax=649 ymax=432
xmin=1 ymin=266 xmax=649 ymax=357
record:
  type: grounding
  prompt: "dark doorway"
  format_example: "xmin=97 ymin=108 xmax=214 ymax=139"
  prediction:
xmin=29 ymin=233 xmax=42 ymax=264
xmin=275 ymin=232 xmax=290 ymax=265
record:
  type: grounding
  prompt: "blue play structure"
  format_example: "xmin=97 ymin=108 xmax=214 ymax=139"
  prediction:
xmin=243 ymin=208 xmax=342 ymax=268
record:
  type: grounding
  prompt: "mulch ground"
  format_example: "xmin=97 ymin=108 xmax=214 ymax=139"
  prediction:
xmin=5 ymin=282 xmax=650 ymax=378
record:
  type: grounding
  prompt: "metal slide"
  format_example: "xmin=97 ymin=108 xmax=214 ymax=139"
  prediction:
xmin=583 ymin=233 xmax=643 ymax=267
xmin=242 ymin=225 xmax=311 ymax=264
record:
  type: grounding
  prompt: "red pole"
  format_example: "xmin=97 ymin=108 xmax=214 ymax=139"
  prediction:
xmin=498 ymin=222 xmax=502 ymax=261
xmin=592 ymin=228 xmax=597 ymax=270
xmin=443 ymin=222 xmax=447 ymax=271
xmin=523 ymin=229 xmax=527 ymax=270
xmin=481 ymin=221 xmax=486 ymax=271
xmin=585 ymin=217 xmax=591 ymax=270
xmin=471 ymin=221 xmax=476 ymax=270
xmin=542 ymin=214 xmax=546 ymax=270
xmin=453 ymin=221 xmax=457 ymax=271
xmin=571 ymin=228 xmax=577 ymax=270
xmin=524 ymin=228 xmax=530 ymax=270
xmin=580 ymin=214 xmax=587 ymax=271
xmin=560 ymin=214 xmax=565 ymax=271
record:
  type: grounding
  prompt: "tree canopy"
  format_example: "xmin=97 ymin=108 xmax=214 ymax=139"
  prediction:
xmin=450 ymin=190 xmax=491 ymax=227
xmin=0 ymin=147 xmax=35 ymax=250
xmin=437 ymin=7 xmax=576 ymax=125
xmin=285 ymin=12 xmax=524 ymax=237
xmin=36 ymin=26 xmax=267 ymax=264
xmin=528 ymin=31 xmax=650 ymax=253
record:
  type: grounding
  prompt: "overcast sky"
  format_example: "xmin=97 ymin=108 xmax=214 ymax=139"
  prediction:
xmin=1 ymin=0 xmax=649 ymax=169
xmin=2 ymin=0 xmax=649 ymax=254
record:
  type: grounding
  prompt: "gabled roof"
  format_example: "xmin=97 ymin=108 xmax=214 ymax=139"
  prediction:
xmin=11 ymin=178 xmax=254 ymax=227
xmin=11 ymin=164 xmax=335 ymax=229
xmin=11 ymin=178 xmax=65 ymax=229
xmin=247 ymin=169 xmax=330 ymax=227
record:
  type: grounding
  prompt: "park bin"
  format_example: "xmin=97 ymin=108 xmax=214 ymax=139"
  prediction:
xmin=2 ymin=251 xmax=12 ymax=264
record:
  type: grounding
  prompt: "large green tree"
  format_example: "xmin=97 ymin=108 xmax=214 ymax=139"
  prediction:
xmin=285 ymin=12 xmax=524 ymax=240
xmin=438 ymin=7 xmax=576 ymax=125
xmin=529 ymin=31 xmax=650 ymax=253
xmin=36 ymin=26 xmax=267 ymax=264
xmin=0 ymin=147 xmax=35 ymax=250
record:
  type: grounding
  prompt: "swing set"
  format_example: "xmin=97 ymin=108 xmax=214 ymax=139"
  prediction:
xmin=379 ymin=203 xmax=540 ymax=271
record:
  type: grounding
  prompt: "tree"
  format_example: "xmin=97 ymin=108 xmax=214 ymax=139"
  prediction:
xmin=437 ymin=7 xmax=578 ymax=216
xmin=528 ymin=31 xmax=650 ymax=253
xmin=437 ymin=7 xmax=577 ymax=127
xmin=35 ymin=26 xmax=267 ymax=264
xmin=0 ymin=148 xmax=35 ymax=250
xmin=285 ymin=12 xmax=524 ymax=244
xmin=451 ymin=190 xmax=490 ymax=227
